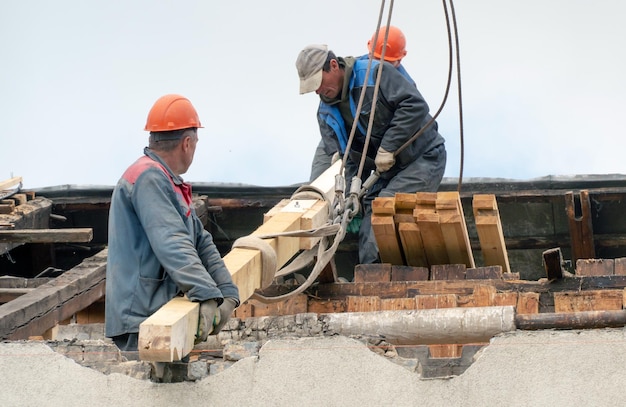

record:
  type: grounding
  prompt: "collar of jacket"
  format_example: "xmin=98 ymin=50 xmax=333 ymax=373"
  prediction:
xmin=143 ymin=147 xmax=185 ymax=186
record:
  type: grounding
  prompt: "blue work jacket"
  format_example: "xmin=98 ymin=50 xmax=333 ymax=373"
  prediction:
xmin=317 ymin=57 xmax=444 ymax=178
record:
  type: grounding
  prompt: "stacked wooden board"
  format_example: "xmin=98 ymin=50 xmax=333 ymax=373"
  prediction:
xmin=372 ymin=192 xmax=510 ymax=273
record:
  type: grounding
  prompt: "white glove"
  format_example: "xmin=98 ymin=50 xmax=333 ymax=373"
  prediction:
xmin=331 ymin=151 xmax=341 ymax=164
xmin=196 ymin=299 xmax=219 ymax=343
xmin=375 ymin=147 xmax=395 ymax=173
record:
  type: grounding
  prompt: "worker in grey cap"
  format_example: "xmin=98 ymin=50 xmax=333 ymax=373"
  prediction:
xmin=296 ymin=44 xmax=446 ymax=264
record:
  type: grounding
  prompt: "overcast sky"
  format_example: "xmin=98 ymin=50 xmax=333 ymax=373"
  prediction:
xmin=2 ymin=1 xmax=625 ymax=189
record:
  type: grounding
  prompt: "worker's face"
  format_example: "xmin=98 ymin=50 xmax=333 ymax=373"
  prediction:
xmin=316 ymin=59 xmax=343 ymax=99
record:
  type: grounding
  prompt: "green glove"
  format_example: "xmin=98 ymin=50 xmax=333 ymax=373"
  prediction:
xmin=347 ymin=213 xmax=363 ymax=234
xmin=196 ymin=299 xmax=219 ymax=344
xmin=212 ymin=297 xmax=239 ymax=334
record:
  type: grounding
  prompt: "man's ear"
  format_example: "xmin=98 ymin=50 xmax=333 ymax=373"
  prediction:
xmin=179 ymin=134 xmax=190 ymax=152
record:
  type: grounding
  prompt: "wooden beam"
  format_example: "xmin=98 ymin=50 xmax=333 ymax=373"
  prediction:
xmin=398 ymin=222 xmax=428 ymax=267
xmin=138 ymin=297 xmax=199 ymax=362
xmin=0 ymin=249 xmax=107 ymax=340
xmin=0 ymin=288 xmax=33 ymax=303
xmin=0 ymin=197 xmax=52 ymax=255
xmin=0 ymin=176 xmax=22 ymax=191
xmin=565 ymin=190 xmax=595 ymax=263
xmin=371 ymin=196 xmax=405 ymax=265
xmin=414 ymin=193 xmax=448 ymax=266
xmin=437 ymin=191 xmax=475 ymax=268
xmin=0 ymin=228 xmax=93 ymax=243
xmin=543 ymin=247 xmax=565 ymax=280
xmin=138 ymin=160 xmax=341 ymax=362
xmin=307 ymin=276 xmax=626 ymax=300
xmin=473 ymin=194 xmax=511 ymax=273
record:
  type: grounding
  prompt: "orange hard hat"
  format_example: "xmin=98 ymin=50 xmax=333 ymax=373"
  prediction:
xmin=367 ymin=25 xmax=407 ymax=62
xmin=144 ymin=94 xmax=203 ymax=132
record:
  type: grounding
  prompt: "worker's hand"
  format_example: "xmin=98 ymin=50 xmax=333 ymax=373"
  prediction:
xmin=375 ymin=147 xmax=395 ymax=173
xmin=331 ymin=151 xmax=341 ymax=164
xmin=212 ymin=297 xmax=239 ymax=334
xmin=347 ymin=213 xmax=363 ymax=234
xmin=196 ymin=299 xmax=219 ymax=343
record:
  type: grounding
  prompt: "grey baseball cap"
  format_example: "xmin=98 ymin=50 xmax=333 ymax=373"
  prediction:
xmin=296 ymin=44 xmax=329 ymax=94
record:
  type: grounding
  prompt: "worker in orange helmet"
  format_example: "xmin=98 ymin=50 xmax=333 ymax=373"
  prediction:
xmin=309 ymin=26 xmax=416 ymax=181
xmin=105 ymin=94 xmax=239 ymax=353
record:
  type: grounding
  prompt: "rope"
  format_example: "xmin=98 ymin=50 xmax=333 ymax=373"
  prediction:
xmin=240 ymin=0 xmax=467 ymax=302
xmin=231 ymin=236 xmax=277 ymax=288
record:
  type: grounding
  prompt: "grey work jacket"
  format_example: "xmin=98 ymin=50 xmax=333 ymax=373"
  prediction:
xmin=105 ymin=148 xmax=239 ymax=337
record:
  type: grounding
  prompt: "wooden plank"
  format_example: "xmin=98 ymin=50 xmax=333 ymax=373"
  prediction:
xmin=437 ymin=192 xmax=475 ymax=268
xmin=464 ymin=285 xmax=497 ymax=307
xmin=380 ymin=297 xmax=417 ymax=310
xmin=372 ymin=215 xmax=404 ymax=265
xmin=354 ymin=263 xmax=392 ymax=283
xmin=0 ymin=197 xmax=52 ymax=255
xmin=414 ymin=211 xmax=448 ymax=266
xmin=138 ymin=160 xmax=340 ymax=362
xmin=307 ymin=276 xmax=626 ymax=300
xmin=517 ymin=292 xmax=540 ymax=314
xmin=473 ymin=194 xmax=511 ymax=273
xmin=0 ymin=249 xmax=107 ymax=340
xmin=246 ymin=294 xmax=308 ymax=317
xmin=11 ymin=193 xmax=27 ymax=206
xmin=0 ymin=201 xmax=15 ymax=214
xmin=394 ymin=192 xmax=417 ymax=211
xmin=398 ymin=222 xmax=428 ymax=267
xmin=493 ymin=292 xmax=518 ymax=307
xmin=565 ymin=190 xmax=595 ymax=264
xmin=554 ymin=290 xmax=623 ymax=312
xmin=466 ymin=266 xmax=503 ymax=280
xmin=307 ymin=298 xmax=346 ymax=314
xmin=576 ymin=258 xmax=614 ymax=276
xmin=615 ymin=258 xmax=626 ymax=276
xmin=346 ymin=295 xmax=381 ymax=312
xmin=0 ymin=176 xmax=22 ymax=191
xmin=431 ymin=264 xmax=466 ymax=280
xmin=371 ymin=196 xmax=404 ymax=265
xmin=371 ymin=196 xmax=397 ymax=216
xmin=543 ymin=247 xmax=565 ymax=280
xmin=0 ymin=228 xmax=93 ymax=243
xmin=391 ymin=265 xmax=429 ymax=281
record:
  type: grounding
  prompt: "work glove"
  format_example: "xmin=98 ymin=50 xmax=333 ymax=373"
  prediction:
xmin=347 ymin=213 xmax=363 ymax=234
xmin=331 ymin=151 xmax=341 ymax=164
xmin=374 ymin=147 xmax=395 ymax=173
xmin=212 ymin=297 xmax=239 ymax=334
xmin=196 ymin=299 xmax=219 ymax=343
